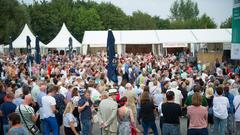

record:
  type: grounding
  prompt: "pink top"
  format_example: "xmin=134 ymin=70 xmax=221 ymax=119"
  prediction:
xmin=187 ymin=105 xmax=208 ymax=129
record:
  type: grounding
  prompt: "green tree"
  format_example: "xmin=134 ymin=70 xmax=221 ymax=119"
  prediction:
xmin=129 ymin=11 xmax=157 ymax=30
xmin=67 ymin=7 xmax=103 ymax=41
xmin=170 ymin=0 xmax=199 ymax=21
xmin=198 ymin=14 xmax=217 ymax=28
xmin=220 ymin=16 xmax=232 ymax=28
xmin=96 ymin=2 xmax=129 ymax=30
xmin=153 ymin=16 xmax=170 ymax=29
xmin=0 ymin=0 xmax=30 ymax=44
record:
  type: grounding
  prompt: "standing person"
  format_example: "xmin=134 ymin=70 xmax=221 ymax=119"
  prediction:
xmin=15 ymin=95 xmax=39 ymax=135
xmin=117 ymin=97 xmax=135 ymax=135
xmin=7 ymin=113 xmax=29 ymax=135
xmin=63 ymin=102 xmax=80 ymax=135
xmin=78 ymin=90 xmax=92 ymax=135
xmin=41 ymin=84 xmax=58 ymax=135
xmin=224 ymin=86 xmax=235 ymax=135
xmin=98 ymin=89 xmax=118 ymax=135
xmin=233 ymin=87 xmax=240 ymax=135
xmin=187 ymin=93 xmax=208 ymax=135
xmin=139 ymin=87 xmax=159 ymax=135
xmin=167 ymin=81 xmax=183 ymax=105
xmin=161 ymin=91 xmax=182 ymax=135
xmin=0 ymin=93 xmax=16 ymax=135
xmin=53 ymin=85 xmax=66 ymax=130
xmin=213 ymin=86 xmax=230 ymax=135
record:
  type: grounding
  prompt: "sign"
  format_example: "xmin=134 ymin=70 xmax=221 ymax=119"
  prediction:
xmin=231 ymin=0 xmax=240 ymax=59
xmin=163 ymin=43 xmax=188 ymax=48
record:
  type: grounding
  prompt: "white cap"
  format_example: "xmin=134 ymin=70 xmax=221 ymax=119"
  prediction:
xmin=108 ymin=88 xmax=117 ymax=94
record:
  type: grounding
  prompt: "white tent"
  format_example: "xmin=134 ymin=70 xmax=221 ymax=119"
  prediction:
xmin=4 ymin=24 xmax=45 ymax=48
xmin=46 ymin=23 xmax=81 ymax=48
xmin=82 ymin=31 xmax=121 ymax=47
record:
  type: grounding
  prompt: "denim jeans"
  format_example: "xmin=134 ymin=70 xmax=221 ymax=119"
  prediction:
xmin=3 ymin=124 xmax=9 ymax=135
xmin=162 ymin=123 xmax=181 ymax=135
xmin=236 ymin=121 xmax=240 ymax=135
xmin=213 ymin=116 xmax=227 ymax=135
xmin=142 ymin=121 xmax=159 ymax=135
xmin=226 ymin=114 xmax=234 ymax=134
xmin=187 ymin=128 xmax=208 ymax=135
xmin=43 ymin=117 xmax=58 ymax=135
xmin=81 ymin=119 xmax=92 ymax=135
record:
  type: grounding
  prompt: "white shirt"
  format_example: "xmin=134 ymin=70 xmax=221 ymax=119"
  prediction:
xmin=59 ymin=86 xmax=68 ymax=98
xmin=119 ymin=86 xmax=126 ymax=99
xmin=233 ymin=95 xmax=240 ymax=121
xmin=213 ymin=96 xmax=229 ymax=119
xmin=31 ymin=82 xmax=40 ymax=102
xmin=167 ymin=88 xmax=183 ymax=105
xmin=41 ymin=95 xmax=56 ymax=119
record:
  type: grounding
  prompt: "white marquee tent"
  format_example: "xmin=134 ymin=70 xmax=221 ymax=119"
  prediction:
xmin=82 ymin=29 xmax=232 ymax=45
xmin=46 ymin=23 xmax=81 ymax=48
xmin=4 ymin=24 xmax=45 ymax=48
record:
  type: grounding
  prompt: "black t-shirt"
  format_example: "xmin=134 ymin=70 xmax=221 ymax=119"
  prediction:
xmin=140 ymin=102 xmax=155 ymax=122
xmin=162 ymin=102 xmax=182 ymax=124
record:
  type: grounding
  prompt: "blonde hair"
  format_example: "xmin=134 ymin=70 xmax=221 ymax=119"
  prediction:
xmin=64 ymin=102 xmax=75 ymax=116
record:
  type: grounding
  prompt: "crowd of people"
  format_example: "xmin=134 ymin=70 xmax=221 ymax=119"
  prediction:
xmin=0 ymin=51 xmax=239 ymax=135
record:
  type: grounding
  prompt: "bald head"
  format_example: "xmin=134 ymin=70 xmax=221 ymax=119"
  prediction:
xmin=24 ymin=95 xmax=32 ymax=105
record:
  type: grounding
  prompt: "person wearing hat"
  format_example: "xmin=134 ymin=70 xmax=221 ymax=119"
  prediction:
xmin=166 ymin=81 xmax=183 ymax=105
xmin=98 ymin=89 xmax=118 ymax=135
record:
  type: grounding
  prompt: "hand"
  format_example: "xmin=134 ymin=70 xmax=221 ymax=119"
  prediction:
xmin=100 ymin=123 xmax=107 ymax=128
xmin=75 ymin=133 xmax=79 ymax=135
xmin=85 ymin=102 xmax=89 ymax=106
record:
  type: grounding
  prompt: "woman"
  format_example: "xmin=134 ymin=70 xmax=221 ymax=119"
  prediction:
xmin=118 ymin=97 xmax=135 ymax=135
xmin=139 ymin=86 xmax=159 ymax=135
xmin=53 ymin=85 xmax=67 ymax=129
xmin=187 ymin=93 xmax=208 ymax=135
xmin=7 ymin=113 xmax=29 ymax=135
xmin=71 ymin=87 xmax=81 ymax=132
xmin=63 ymin=102 xmax=79 ymax=135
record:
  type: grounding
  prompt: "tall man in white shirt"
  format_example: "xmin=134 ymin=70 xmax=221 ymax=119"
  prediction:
xmin=41 ymin=84 xmax=58 ymax=135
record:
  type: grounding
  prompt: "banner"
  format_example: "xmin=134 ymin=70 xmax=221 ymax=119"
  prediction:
xmin=231 ymin=0 xmax=240 ymax=59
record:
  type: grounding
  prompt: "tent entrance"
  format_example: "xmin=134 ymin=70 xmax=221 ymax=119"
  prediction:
xmin=126 ymin=44 xmax=152 ymax=54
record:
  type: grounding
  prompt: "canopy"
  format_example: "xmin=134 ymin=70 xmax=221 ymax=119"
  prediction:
xmin=4 ymin=24 xmax=45 ymax=48
xmin=46 ymin=23 xmax=81 ymax=48
xmin=82 ymin=31 xmax=121 ymax=47
xmin=82 ymin=29 xmax=232 ymax=45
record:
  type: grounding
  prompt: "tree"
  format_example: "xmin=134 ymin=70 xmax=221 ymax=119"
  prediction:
xmin=220 ymin=16 xmax=232 ymax=28
xmin=0 ymin=0 xmax=30 ymax=44
xmin=153 ymin=16 xmax=170 ymax=29
xmin=96 ymin=2 xmax=129 ymax=30
xmin=170 ymin=0 xmax=199 ymax=21
xmin=129 ymin=11 xmax=157 ymax=30
xmin=198 ymin=14 xmax=217 ymax=28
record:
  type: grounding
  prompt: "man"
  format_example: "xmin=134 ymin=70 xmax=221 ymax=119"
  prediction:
xmin=31 ymin=76 xmax=40 ymax=104
xmin=0 ymin=92 xmax=16 ymax=135
xmin=15 ymin=95 xmax=39 ymax=134
xmin=167 ymin=81 xmax=183 ymax=105
xmin=36 ymin=83 xmax=47 ymax=132
xmin=185 ymin=85 xmax=208 ymax=107
xmin=160 ymin=91 xmax=182 ymax=135
xmin=78 ymin=90 xmax=92 ymax=135
xmin=98 ymin=89 xmax=118 ymax=135
xmin=41 ymin=84 xmax=58 ymax=135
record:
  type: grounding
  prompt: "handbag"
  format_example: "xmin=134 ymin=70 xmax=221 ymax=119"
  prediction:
xmin=18 ymin=105 xmax=40 ymax=135
xmin=130 ymin=123 xmax=137 ymax=135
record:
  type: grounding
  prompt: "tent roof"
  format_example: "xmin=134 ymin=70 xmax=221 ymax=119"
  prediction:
xmin=8 ymin=24 xmax=45 ymax=48
xmin=82 ymin=31 xmax=121 ymax=45
xmin=82 ymin=29 xmax=231 ymax=45
xmin=191 ymin=29 xmax=231 ymax=43
xmin=120 ymin=30 xmax=159 ymax=44
xmin=46 ymin=23 xmax=81 ymax=48
xmin=156 ymin=29 xmax=197 ymax=43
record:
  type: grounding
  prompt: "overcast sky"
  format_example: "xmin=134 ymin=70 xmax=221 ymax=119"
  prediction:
xmin=23 ymin=0 xmax=233 ymax=25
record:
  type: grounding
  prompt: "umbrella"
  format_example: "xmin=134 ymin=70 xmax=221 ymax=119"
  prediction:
xmin=107 ymin=30 xmax=118 ymax=83
xmin=35 ymin=36 xmax=41 ymax=64
xmin=8 ymin=36 xmax=13 ymax=59
xmin=68 ymin=37 xmax=73 ymax=60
